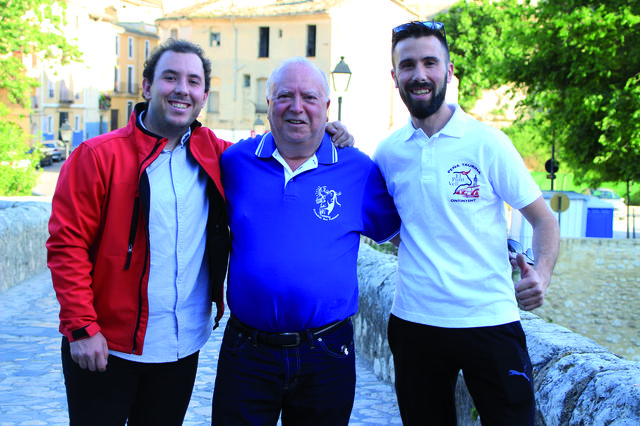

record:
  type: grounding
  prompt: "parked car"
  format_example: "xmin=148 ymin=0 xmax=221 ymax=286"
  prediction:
xmin=56 ymin=140 xmax=68 ymax=161
xmin=27 ymin=146 xmax=53 ymax=168
xmin=42 ymin=141 xmax=66 ymax=162
xmin=587 ymin=188 xmax=627 ymax=219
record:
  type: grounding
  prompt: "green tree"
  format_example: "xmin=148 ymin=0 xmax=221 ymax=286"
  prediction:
xmin=0 ymin=0 xmax=80 ymax=196
xmin=0 ymin=122 xmax=39 ymax=195
xmin=438 ymin=0 xmax=640 ymax=198
xmin=507 ymin=0 xmax=640 ymax=191
xmin=434 ymin=0 xmax=529 ymax=110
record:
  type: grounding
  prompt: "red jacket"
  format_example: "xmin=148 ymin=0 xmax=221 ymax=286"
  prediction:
xmin=47 ymin=104 xmax=231 ymax=354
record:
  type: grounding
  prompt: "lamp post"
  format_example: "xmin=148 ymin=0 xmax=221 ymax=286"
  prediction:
xmin=59 ymin=120 xmax=73 ymax=160
xmin=253 ymin=114 xmax=266 ymax=136
xmin=331 ymin=56 xmax=352 ymax=121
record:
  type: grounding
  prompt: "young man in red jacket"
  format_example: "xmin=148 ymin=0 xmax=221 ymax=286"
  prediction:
xmin=47 ymin=39 xmax=231 ymax=425
xmin=47 ymin=39 xmax=352 ymax=425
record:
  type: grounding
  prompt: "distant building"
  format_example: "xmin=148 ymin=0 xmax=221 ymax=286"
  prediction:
xmin=111 ymin=22 xmax=160 ymax=131
xmin=29 ymin=0 xmax=162 ymax=149
xmin=156 ymin=0 xmax=432 ymax=152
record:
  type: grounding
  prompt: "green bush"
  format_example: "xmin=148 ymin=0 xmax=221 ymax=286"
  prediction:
xmin=0 ymin=121 xmax=39 ymax=196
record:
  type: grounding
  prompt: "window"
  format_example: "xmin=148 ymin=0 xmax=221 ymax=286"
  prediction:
xmin=110 ymin=109 xmax=118 ymax=132
xmin=210 ymin=31 xmax=221 ymax=47
xmin=258 ymin=27 xmax=269 ymax=58
xmin=115 ymin=34 xmax=120 ymax=56
xmin=47 ymin=116 xmax=53 ymax=133
xmin=60 ymin=78 xmax=71 ymax=103
xmin=207 ymin=91 xmax=220 ymax=113
xmin=243 ymin=74 xmax=251 ymax=88
xmin=74 ymin=115 xmax=80 ymax=131
xmin=47 ymin=79 xmax=55 ymax=98
xmin=170 ymin=28 xmax=178 ymax=39
xmin=127 ymin=101 xmax=134 ymax=119
xmin=144 ymin=40 xmax=150 ymax=59
xmin=114 ymin=67 xmax=121 ymax=92
xmin=127 ymin=66 xmax=135 ymax=94
xmin=128 ymin=37 xmax=134 ymax=59
xmin=256 ymin=78 xmax=268 ymax=113
xmin=306 ymin=25 xmax=316 ymax=57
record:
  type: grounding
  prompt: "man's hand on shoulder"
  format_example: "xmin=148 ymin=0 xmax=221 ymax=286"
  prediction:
xmin=326 ymin=121 xmax=354 ymax=148
xmin=70 ymin=331 xmax=109 ymax=372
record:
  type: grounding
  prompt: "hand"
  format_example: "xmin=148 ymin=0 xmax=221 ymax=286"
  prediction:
xmin=70 ymin=331 xmax=109 ymax=372
xmin=514 ymin=254 xmax=547 ymax=311
xmin=325 ymin=121 xmax=354 ymax=148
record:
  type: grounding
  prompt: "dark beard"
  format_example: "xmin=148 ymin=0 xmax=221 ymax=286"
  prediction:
xmin=399 ymin=81 xmax=447 ymax=120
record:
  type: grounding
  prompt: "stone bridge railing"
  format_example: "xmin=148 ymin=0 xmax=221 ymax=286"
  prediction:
xmin=2 ymin=199 xmax=640 ymax=425
xmin=0 ymin=199 xmax=51 ymax=292
xmin=355 ymin=243 xmax=640 ymax=426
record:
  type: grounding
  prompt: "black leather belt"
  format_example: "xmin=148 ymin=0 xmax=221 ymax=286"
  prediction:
xmin=229 ymin=315 xmax=349 ymax=348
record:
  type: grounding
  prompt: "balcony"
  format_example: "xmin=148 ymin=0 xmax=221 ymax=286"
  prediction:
xmin=113 ymin=82 xmax=140 ymax=96
xmin=59 ymin=89 xmax=74 ymax=104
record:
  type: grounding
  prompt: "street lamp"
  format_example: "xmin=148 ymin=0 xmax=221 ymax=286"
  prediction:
xmin=331 ymin=56 xmax=352 ymax=121
xmin=59 ymin=120 xmax=73 ymax=159
xmin=253 ymin=114 xmax=266 ymax=135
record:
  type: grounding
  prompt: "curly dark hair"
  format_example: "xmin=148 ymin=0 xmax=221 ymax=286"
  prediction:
xmin=143 ymin=39 xmax=212 ymax=93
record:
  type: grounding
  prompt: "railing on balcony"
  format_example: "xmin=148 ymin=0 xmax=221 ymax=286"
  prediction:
xmin=113 ymin=82 xmax=140 ymax=95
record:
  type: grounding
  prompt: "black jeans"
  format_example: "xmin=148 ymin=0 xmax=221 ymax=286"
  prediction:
xmin=61 ymin=337 xmax=198 ymax=426
xmin=388 ymin=315 xmax=535 ymax=426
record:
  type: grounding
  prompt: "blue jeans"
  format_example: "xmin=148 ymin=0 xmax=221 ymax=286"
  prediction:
xmin=211 ymin=317 xmax=356 ymax=425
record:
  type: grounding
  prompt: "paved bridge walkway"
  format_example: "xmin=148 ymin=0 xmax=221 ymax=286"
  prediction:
xmin=0 ymin=270 xmax=401 ymax=425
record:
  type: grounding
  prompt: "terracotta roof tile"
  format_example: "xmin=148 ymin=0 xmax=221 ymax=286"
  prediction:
xmin=159 ymin=0 xmax=349 ymax=20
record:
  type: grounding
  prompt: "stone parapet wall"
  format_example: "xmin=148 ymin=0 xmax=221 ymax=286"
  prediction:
xmin=3 ymin=199 xmax=640 ymax=424
xmin=355 ymin=243 xmax=640 ymax=426
xmin=0 ymin=199 xmax=51 ymax=292
xmin=535 ymin=238 xmax=640 ymax=362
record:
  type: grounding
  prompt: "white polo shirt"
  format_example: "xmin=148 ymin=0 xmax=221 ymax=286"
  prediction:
xmin=373 ymin=104 xmax=541 ymax=328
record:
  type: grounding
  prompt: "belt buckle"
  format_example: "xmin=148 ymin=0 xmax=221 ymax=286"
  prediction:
xmin=278 ymin=332 xmax=301 ymax=348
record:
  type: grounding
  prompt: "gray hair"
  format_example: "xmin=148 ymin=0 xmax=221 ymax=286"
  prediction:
xmin=265 ymin=56 xmax=330 ymax=101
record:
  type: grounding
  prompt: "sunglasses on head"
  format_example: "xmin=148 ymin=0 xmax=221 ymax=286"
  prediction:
xmin=393 ymin=21 xmax=446 ymax=40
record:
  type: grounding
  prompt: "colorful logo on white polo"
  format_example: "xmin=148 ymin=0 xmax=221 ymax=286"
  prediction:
xmin=314 ymin=186 xmax=341 ymax=221
xmin=448 ymin=163 xmax=480 ymax=203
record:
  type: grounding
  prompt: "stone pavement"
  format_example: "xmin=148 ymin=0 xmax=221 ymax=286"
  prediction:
xmin=0 ymin=270 xmax=402 ymax=426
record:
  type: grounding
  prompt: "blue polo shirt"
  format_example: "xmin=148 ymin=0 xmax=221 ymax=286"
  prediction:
xmin=221 ymin=132 xmax=400 ymax=332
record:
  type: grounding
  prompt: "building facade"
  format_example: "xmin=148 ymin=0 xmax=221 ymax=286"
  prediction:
xmin=156 ymin=0 xmax=426 ymax=152
xmin=29 ymin=0 xmax=162 ymax=150
xmin=111 ymin=22 xmax=160 ymax=131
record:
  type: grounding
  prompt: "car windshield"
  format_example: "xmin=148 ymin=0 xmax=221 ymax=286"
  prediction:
xmin=592 ymin=190 xmax=619 ymax=199
xmin=43 ymin=143 xmax=55 ymax=148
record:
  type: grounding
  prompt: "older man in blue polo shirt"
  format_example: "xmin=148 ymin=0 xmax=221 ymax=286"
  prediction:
xmin=211 ymin=56 xmax=400 ymax=425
